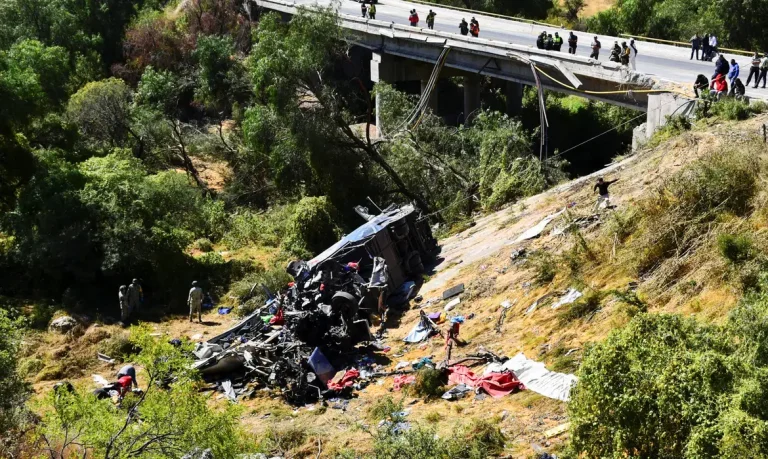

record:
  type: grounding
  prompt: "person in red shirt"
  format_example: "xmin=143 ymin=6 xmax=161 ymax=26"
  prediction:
xmin=408 ymin=9 xmax=419 ymax=27
xmin=710 ymin=73 xmax=728 ymax=100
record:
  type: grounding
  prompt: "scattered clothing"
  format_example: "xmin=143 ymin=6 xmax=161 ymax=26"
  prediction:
xmin=488 ymin=353 xmax=578 ymax=402
xmin=447 ymin=365 xmax=525 ymax=397
xmin=308 ymin=348 xmax=335 ymax=384
xmin=551 ymin=288 xmax=583 ymax=310
xmin=404 ymin=311 xmax=437 ymax=343
xmin=442 ymin=384 xmax=472 ymax=400
xmin=217 ymin=307 xmax=232 ymax=315
xmin=393 ymin=374 xmax=416 ymax=390
xmin=327 ymin=369 xmax=360 ymax=391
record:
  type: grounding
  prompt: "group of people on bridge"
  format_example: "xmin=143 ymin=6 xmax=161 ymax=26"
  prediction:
xmin=694 ymin=52 xmax=768 ymax=100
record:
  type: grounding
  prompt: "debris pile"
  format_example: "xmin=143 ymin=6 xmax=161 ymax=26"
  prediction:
xmin=192 ymin=205 xmax=438 ymax=405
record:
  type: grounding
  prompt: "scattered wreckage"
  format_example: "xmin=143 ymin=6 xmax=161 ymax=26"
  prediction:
xmin=192 ymin=204 xmax=438 ymax=405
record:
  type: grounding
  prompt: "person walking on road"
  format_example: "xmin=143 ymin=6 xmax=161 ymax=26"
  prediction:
xmin=629 ymin=38 xmax=638 ymax=70
xmin=426 ymin=9 xmax=436 ymax=29
xmin=690 ymin=34 xmax=701 ymax=60
xmin=758 ymin=53 xmax=768 ymax=89
xmin=368 ymin=3 xmax=376 ymax=19
xmin=553 ymin=32 xmax=563 ymax=51
xmin=593 ymin=177 xmax=618 ymax=212
xmin=361 ymin=2 xmax=367 ymax=18
xmin=746 ymin=52 xmax=761 ymax=87
xmin=188 ymin=281 xmax=203 ymax=323
xmin=568 ymin=32 xmax=578 ymax=54
xmin=408 ymin=9 xmax=419 ymax=27
xmin=590 ymin=36 xmax=601 ymax=60
xmin=459 ymin=18 xmax=468 ymax=35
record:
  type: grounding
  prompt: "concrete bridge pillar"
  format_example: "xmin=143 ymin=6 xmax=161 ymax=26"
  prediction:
xmin=505 ymin=81 xmax=524 ymax=117
xmin=463 ymin=74 xmax=481 ymax=126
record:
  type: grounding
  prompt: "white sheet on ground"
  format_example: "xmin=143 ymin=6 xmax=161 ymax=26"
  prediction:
xmin=485 ymin=353 xmax=577 ymax=402
xmin=551 ymin=288 xmax=583 ymax=310
xmin=513 ymin=209 xmax=565 ymax=243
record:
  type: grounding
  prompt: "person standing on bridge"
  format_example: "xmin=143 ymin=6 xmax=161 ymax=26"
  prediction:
xmin=426 ymin=10 xmax=436 ymax=30
xmin=620 ymin=42 xmax=630 ymax=66
xmin=629 ymin=38 xmax=638 ymax=70
xmin=568 ymin=32 xmax=578 ymax=54
xmin=553 ymin=32 xmax=563 ymax=51
xmin=469 ymin=17 xmax=479 ymax=37
xmin=709 ymin=34 xmax=718 ymax=58
xmin=459 ymin=18 xmax=469 ymax=35
xmin=702 ymin=33 xmax=711 ymax=60
xmin=408 ymin=9 xmax=419 ymax=27
xmin=545 ymin=34 xmax=554 ymax=50
xmin=690 ymin=34 xmax=701 ymax=60
xmin=361 ymin=2 xmax=367 ymax=18
xmin=746 ymin=52 xmax=761 ymax=87
xmin=536 ymin=31 xmax=546 ymax=49
xmin=590 ymin=36 xmax=601 ymax=60
xmin=368 ymin=3 xmax=376 ymax=19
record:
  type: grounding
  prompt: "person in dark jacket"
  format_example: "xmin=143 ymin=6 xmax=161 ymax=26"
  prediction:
xmin=620 ymin=42 xmax=630 ymax=66
xmin=537 ymin=31 xmax=546 ymax=49
xmin=594 ymin=177 xmax=619 ymax=212
xmin=459 ymin=18 xmax=469 ymax=35
xmin=693 ymin=74 xmax=709 ymax=98
xmin=609 ymin=42 xmax=621 ymax=63
xmin=713 ymin=55 xmax=729 ymax=80
xmin=426 ymin=9 xmax=436 ymax=29
xmin=568 ymin=32 xmax=578 ymax=54
xmin=702 ymin=33 xmax=711 ymax=60
xmin=731 ymin=77 xmax=746 ymax=99
xmin=690 ymin=34 xmax=701 ymax=60
xmin=545 ymin=34 xmax=554 ymax=50
xmin=590 ymin=36 xmax=601 ymax=59
xmin=746 ymin=52 xmax=761 ymax=87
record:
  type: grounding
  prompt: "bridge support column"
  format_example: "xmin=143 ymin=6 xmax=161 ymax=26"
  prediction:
xmin=421 ymin=79 xmax=439 ymax=113
xmin=463 ymin=74 xmax=481 ymax=126
xmin=505 ymin=81 xmax=524 ymax=117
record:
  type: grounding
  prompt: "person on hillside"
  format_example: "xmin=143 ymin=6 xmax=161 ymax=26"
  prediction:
xmin=693 ymin=74 xmax=709 ymax=98
xmin=690 ymin=33 xmax=701 ymax=60
xmin=629 ymin=38 xmax=638 ymax=70
xmin=593 ymin=177 xmax=618 ymax=212
xmin=731 ymin=77 xmax=746 ymax=99
xmin=536 ymin=31 xmax=546 ymax=49
xmin=188 ymin=280 xmax=203 ymax=323
xmin=126 ymin=279 xmax=141 ymax=314
xmin=746 ymin=52 xmax=761 ymax=87
xmin=426 ymin=9 xmax=436 ymax=29
xmin=469 ymin=17 xmax=479 ymax=37
xmin=361 ymin=2 xmax=367 ymax=18
xmin=702 ymin=33 xmax=711 ymax=60
xmin=368 ymin=3 xmax=376 ymax=19
xmin=119 ymin=285 xmax=131 ymax=324
xmin=590 ymin=36 xmax=601 ymax=60
xmin=459 ymin=18 xmax=469 ymax=35
xmin=408 ymin=9 xmax=419 ymax=27
xmin=710 ymin=73 xmax=728 ymax=100
xmin=545 ymin=34 xmax=554 ymax=50
xmin=727 ymin=58 xmax=740 ymax=89
xmin=117 ymin=365 xmax=139 ymax=389
xmin=713 ymin=55 xmax=729 ymax=79
xmin=568 ymin=32 xmax=578 ymax=54
xmin=620 ymin=42 xmax=630 ymax=66
xmin=709 ymin=34 xmax=718 ymax=58
xmin=757 ymin=53 xmax=768 ymax=89
xmin=553 ymin=32 xmax=563 ymax=51
xmin=94 ymin=375 xmax=133 ymax=401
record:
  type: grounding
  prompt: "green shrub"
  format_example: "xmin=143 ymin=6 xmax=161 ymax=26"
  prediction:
xmin=718 ymin=233 xmax=754 ymax=264
xmin=18 ymin=358 xmax=44 ymax=378
xmin=368 ymin=396 xmax=404 ymax=421
xmin=282 ymin=196 xmax=342 ymax=258
xmin=648 ymin=114 xmax=691 ymax=147
xmin=263 ymin=425 xmax=307 ymax=454
xmin=750 ymin=100 xmax=768 ymax=114
xmin=228 ymin=264 xmax=293 ymax=317
xmin=223 ymin=205 xmax=295 ymax=249
xmin=710 ymin=97 xmax=752 ymax=121
xmin=407 ymin=367 xmax=447 ymax=399
xmin=192 ymin=238 xmax=214 ymax=252
xmin=530 ymin=250 xmax=557 ymax=284
xmin=98 ymin=331 xmax=138 ymax=362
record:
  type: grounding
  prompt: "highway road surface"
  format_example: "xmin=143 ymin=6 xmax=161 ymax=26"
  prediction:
xmin=282 ymin=0 xmax=768 ymax=100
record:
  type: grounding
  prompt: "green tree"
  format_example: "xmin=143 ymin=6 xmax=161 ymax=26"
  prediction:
xmin=0 ymin=309 xmax=29 ymax=457
xmin=67 ymin=77 xmax=144 ymax=155
xmin=193 ymin=34 xmax=246 ymax=112
xmin=38 ymin=325 xmax=253 ymax=458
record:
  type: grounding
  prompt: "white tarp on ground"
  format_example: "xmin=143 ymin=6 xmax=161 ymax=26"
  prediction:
xmin=513 ymin=209 xmax=565 ymax=243
xmin=551 ymin=288 xmax=583 ymax=310
xmin=485 ymin=353 xmax=578 ymax=402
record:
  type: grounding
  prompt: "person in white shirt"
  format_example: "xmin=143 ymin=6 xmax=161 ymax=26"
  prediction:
xmin=629 ymin=38 xmax=638 ymax=71
xmin=709 ymin=34 xmax=718 ymax=57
